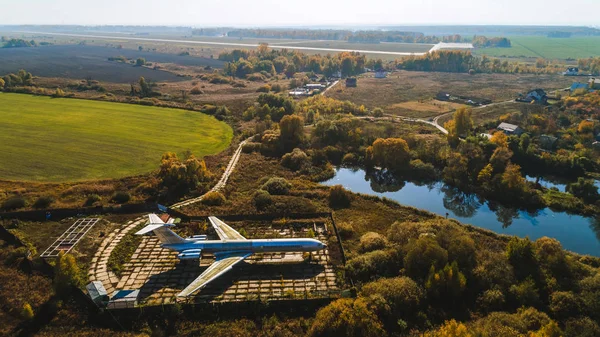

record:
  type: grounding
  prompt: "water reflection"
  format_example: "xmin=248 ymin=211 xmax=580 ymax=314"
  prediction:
xmin=324 ymin=167 xmax=600 ymax=256
xmin=441 ymin=186 xmax=482 ymax=218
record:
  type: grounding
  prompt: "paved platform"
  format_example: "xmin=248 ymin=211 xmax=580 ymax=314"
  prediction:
xmin=115 ymin=222 xmax=340 ymax=306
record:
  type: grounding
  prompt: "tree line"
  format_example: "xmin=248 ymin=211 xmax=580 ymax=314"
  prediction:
xmin=193 ymin=28 xmax=511 ymax=46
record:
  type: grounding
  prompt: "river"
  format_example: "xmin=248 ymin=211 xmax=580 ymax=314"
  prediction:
xmin=323 ymin=168 xmax=600 ymax=257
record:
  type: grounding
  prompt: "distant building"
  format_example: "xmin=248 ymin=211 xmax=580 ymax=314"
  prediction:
xmin=497 ymin=122 xmax=525 ymax=136
xmin=374 ymin=70 xmax=388 ymax=78
xmin=590 ymin=78 xmax=600 ymax=90
xmin=522 ymin=89 xmax=548 ymax=104
xmin=305 ymin=83 xmax=326 ymax=90
xmin=345 ymin=77 xmax=357 ymax=87
xmin=563 ymin=67 xmax=579 ymax=76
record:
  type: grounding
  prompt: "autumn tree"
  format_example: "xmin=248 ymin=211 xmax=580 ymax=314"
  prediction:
xmin=453 ymin=107 xmax=474 ymax=137
xmin=491 ymin=131 xmax=509 ymax=147
xmin=158 ymin=152 xmax=211 ymax=195
xmin=366 ymin=138 xmax=411 ymax=171
xmin=279 ymin=115 xmax=304 ymax=152
xmin=308 ymin=298 xmax=387 ymax=337
xmin=54 ymin=252 xmax=82 ymax=296
xmin=577 ymin=120 xmax=594 ymax=133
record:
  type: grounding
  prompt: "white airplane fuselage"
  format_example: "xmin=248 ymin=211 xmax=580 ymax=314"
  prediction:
xmin=164 ymin=238 xmax=325 ymax=258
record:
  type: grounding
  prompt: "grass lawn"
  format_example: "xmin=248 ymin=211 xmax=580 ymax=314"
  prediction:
xmin=0 ymin=93 xmax=233 ymax=182
xmin=475 ymin=36 xmax=600 ymax=60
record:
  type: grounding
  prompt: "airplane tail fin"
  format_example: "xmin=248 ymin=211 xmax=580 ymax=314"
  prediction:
xmin=135 ymin=214 xmax=184 ymax=245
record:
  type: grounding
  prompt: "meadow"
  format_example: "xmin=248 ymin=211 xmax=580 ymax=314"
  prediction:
xmin=475 ymin=36 xmax=600 ymax=60
xmin=0 ymin=93 xmax=233 ymax=182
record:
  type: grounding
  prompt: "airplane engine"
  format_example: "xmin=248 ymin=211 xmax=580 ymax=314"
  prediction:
xmin=177 ymin=249 xmax=202 ymax=260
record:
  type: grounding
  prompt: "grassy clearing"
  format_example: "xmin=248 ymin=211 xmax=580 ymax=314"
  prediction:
xmin=0 ymin=93 xmax=233 ymax=182
xmin=476 ymin=36 xmax=600 ymax=59
xmin=327 ymin=71 xmax=572 ymax=118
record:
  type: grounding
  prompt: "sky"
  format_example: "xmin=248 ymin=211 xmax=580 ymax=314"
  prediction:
xmin=0 ymin=0 xmax=598 ymax=27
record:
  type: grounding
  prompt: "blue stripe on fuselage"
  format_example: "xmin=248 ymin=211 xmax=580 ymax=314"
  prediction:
xmin=163 ymin=238 xmax=325 ymax=253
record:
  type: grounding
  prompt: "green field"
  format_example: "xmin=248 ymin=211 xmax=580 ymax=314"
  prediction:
xmin=475 ymin=36 xmax=600 ymax=59
xmin=0 ymin=93 xmax=233 ymax=182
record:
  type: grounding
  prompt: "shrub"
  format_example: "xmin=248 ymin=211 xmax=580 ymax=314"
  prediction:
xmin=359 ymin=232 xmax=388 ymax=253
xmin=246 ymin=73 xmax=266 ymax=81
xmin=242 ymin=142 xmax=262 ymax=153
xmin=85 ymin=194 xmax=102 ymax=206
xmin=308 ymin=298 xmax=386 ymax=337
xmin=201 ymin=191 xmax=226 ymax=206
xmin=341 ymin=153 xmax=358 ymax=166
xmin=372 ymin=107 xmax=384 ymax=117
xmin=336 ymin=222 xmax=355 ymax=239
xmin=261 ymin=177 xmax=292 ymax=195
xmin=404 ymin=236 xmax=448 ymax=281
xmin=54 ymin=252 xmax=82 ymax=296
xmin=271 ymin=83 xmax=283 ymax=92
xmin=256 ymin=84 xmax=271 ymax=93
xmin=329 ymin=185 xmax=351 ymax=209
xmin=190 ymin=86 xmax=204 ymax=95
xmin=21 ymin=303 xmax=34 ymax=320
xmin=281 ymin=148 xmax=310 ymax=171
xmin=111 ymin=191 xmax=131 ymax=204
xmin=360 ymin=276 xmax=424 ymax=317
xmin=1 ymin=196 xmax=26 ymax=210
xmin=33 ymin=196 xmax=54 ymax=209
xmin=253 ymin=190 xmax=272 ymax=210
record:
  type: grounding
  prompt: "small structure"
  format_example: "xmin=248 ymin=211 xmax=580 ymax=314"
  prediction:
xmin=374 ymin=70 xmax=388 ymax=78
xmin=563 ymin=67 xmax=579 ymax=76
xmin=305 ymin=83 xmax=326 ymax=90
xmin=539 ymin=135 xmax=558 ymax=150
xmin=345 ymin=77 xmax=357 ymax=87
xmin=518 ymin=89 xmax=548 ymax=104
xmin=107 ymin=289 xmax=139 ymax=309
xmin=86 ymin=281 xmax=109 ymax=307
xmin=497 ymin=122 xmax=524 ymax=136
xmin=590 ymin=78 xmax=600 ymax=90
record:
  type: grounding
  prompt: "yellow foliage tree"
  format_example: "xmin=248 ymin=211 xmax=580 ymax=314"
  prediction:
xmin=477 ymin=164 xmax=493 ymax=185
xmin=54 ymin=252 xmax=82 ymax=296
xmin=528 ymin=321 xmax=563 ymax=337
xmin=367 ymin=138 xmax=410 ymax=171
xmin=453 ymin=107 xmax=474 ymax=137
xmin=491 ymin=131 xmax=508 ymax=148
xmin=428 ymin=320 xmax=473 ymax=337
xmin=21 ymin=303 xmax=34 ymax=320
xmin=577 ymin=120 xmax=594 ymax=134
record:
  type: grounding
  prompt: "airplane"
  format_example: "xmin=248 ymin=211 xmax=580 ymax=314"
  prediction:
xmin=135 ymin=214 xmax=327 ymax=297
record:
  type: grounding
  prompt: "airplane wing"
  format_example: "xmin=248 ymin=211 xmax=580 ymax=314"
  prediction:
xmin=149 ymin=213 xmax=165 ymax=225
xmin=208 ymin=216 xmax=247 ymax=240
xmin=177 ymin=251 xmax=252 ymax=297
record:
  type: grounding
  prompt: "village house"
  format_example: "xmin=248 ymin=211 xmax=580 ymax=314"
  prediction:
xmin=497 ymin=122 xmax=525 ymax=136
xmin=519 ymin=89 xmax=548 ymax=104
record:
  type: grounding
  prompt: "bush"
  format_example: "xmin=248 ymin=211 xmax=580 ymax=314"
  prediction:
xmin=242 ymin=142 xmax=262 ymax=153
xmin=1 ymin=196 xmax=26 ymax=210
xmin=359 ymin=232 xmax=388 ymax=253
xmin=21 ymin=303 xmax=34 ymax=320
xmin=111 ymin=191 xmax=131 ymax=204
xmin=342 ymin=153 xmax=359 ymax=166
xmin=85 ymin=194 xmax=101 ymax=206
xmin=190 ymin=86 xmax=204 ymax=95
xmin=372 ymin=107 xmax=384 ymax=117
xmin=336 ymin=221 xmax=355 ymax=239
xmin=201 ymin=191 xmax=226 ymax=206
xmin=271 ymin=83 xmax=283 ymax=93
xmin=253 ymin=190 xmax=272 ymax=210
xmin=281 ymin=148 xmax=310 ymax=171
xmin=54 ymin=252 xmax=82 ymax=296
xmin=261 ymin=177 xmax=292 ymax=195
xmin=256 ymin=84 xmax=271 ymax=93
xmin=329 ymin=185 xmax=351 ymax=209
xmin=33 ymin=196 xmax=54 ymax=209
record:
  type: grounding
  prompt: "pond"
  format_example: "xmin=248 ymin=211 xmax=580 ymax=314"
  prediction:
xmin=323 ymin=168 xmax=600 ymax=257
